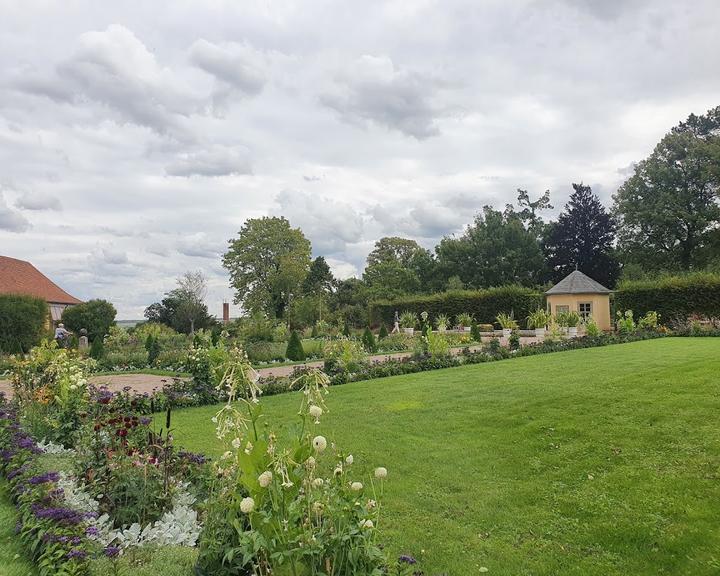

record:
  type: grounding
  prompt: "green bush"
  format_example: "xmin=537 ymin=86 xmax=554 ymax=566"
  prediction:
xmin=378 ymin=323 xmax=389 ymax=339
xmin=0 ymin=294 xmax=48 ymax=353
xmin=361 ymin=327 xmax=377 ymax=353
xmin=145 ymin=334 xmax=161 ymax=365
xmin=246 ymin=341 xmax=286 ymax=363
xmin=615 ymin=273 xmax=720 ymax=325
xmin=286 ymin=330 xmax=306 ymax=361
xmin=61 ymin=299 xmax=116 ymax=341
xmin=370 ymin=286 xmax=543 ymax=329
xmin=90 ymin=336 xmax=105 ymax=360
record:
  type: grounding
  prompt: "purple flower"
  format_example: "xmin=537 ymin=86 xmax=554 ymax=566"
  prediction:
xmin=399 ymin=555 xmax=417 ymax=564
xmin=104 ymin=545 xmax=121 ymax=558
xmin=66 ymin=548 xmax=88 ymax=560
xmin=28 ymin=471 xmax=60 ymax=484
xmin=140 ymin=417 xmax=151 ymax=426
xmin=85 ymin=526 xmax=99 ymax=537
xmin=33 ymin=505 xmax=86 ymax=525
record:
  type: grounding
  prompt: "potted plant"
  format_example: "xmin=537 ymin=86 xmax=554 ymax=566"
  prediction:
xmin=435 ymin=313 xmax=449 ymax=333
xmin=456 ymin=312 xmax=474 ymax=332
xmin=527 ymin=308 xmax=551 ymax=338
xmin=565 ymin=311 xmax=581 ymax=337
xmin=399 ymin=311 xmax=417 ymax=335
xmin=496 ymin=312 xmax=518 ymax=338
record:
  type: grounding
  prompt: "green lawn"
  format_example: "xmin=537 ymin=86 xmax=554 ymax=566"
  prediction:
xmin=0 ymin=483 xmax=36 ymax=576
xmin=166 ymin=338 xmax=720 ymax=575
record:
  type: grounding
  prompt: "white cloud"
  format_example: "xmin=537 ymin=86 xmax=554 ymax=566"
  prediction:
xmin=0 ymin=191 xmax=31 ymax=232
xmin=15 ymin=191 xmax=62 ymax=211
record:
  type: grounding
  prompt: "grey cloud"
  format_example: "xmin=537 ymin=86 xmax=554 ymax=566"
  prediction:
xmin=0 ymin=192 xmax=31 ymax=232
xmin=320 ymin=55 xmax=448 ymax=139
xmin=15 ymin=191 xmax=62 ymax=211
xmin=18 ymin=25 xmax=200 ymax=136
xmin=188 ymin=39 xmax=266 ymax=96
xmin=176 ymin=233 xmax=221 ymax=259
xmin=275 ymin=189 xmax=364 ymax=255
xmin=165 ymin=146 xmax=252 ymax=177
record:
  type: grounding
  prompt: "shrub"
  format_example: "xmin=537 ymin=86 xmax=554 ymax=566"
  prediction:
xmin=496 ymin=312 xmax=518 ymax=330
xmin=456 ymin=312 xmax=474 ymax=329
xmin=90 ymin=336 xmax=105 ymax=360
xmin=425 ymin=331 xmax=451 ymax=358
xmin=343 ymin=322 xmax=352 ymax=337
xmin=323 ymin=338 xmax=366 ymax=374
xmin=616 ymin=310 xmax=636 ymax=333
xmin=370 ymin=286 xmax=543 ymax=328
xmin=145 ymin=334 xmax=161 ymax=365
xmin=637 ymin=311 xmax=660 ymax=331
xmin=614 ymin=273 xmax=720 ymax=325
xmin=286 ymin=330 xmax=306 ymax=361
xmin=362 ymin=327 xmax=377 ymax=352
xmin=470 ymin=323 xmax=482 ymax=342
xmin=378 ymin=323 xmax=389 ymax=339
xmin=246 ymin=341 xmax=286 ymax=363
xmin=0 ymin=294 xmax=48 ymax=354
xmin=61 ymin=299 xmax=117 ymax=342
xmin=527 ymin=308 xmax=551 ymax=329
xmin=585 ymin=317 xmax=601 ymax=337
xmin=509 ymin=331 xmax=521 ymax=350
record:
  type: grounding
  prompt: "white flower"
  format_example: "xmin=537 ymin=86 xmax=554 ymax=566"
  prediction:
xmin=309 ymin=405 xmax=323 ymax=423
xmin=221 ymin=451 xmax=233 ymax=460
xmin=240 ymin=497 xmax=255 ymax=514
xmin=231 ymin=438 xmax=242 ymax=449
xmin=306 ymin=456 xmax=316 ymax=468
xmin=312 ymin=501 xmax=324 ymax=514
xmin=258 ymin=471 xmax=273 ymax=488
xmin=367 ymin=499 xmax=377 ymax=510
xmin=374 ymin=467 xmax=387 ymax=479
xmin=312 ymin=477 xmax=324 ymax=488
xmin=69 ymin=384 xmax=78 ymax=391
xmin=333 ymin=465 xmax=343 ymax=476
xmin=360 ymin=519 xmax=374 ymax=529
xmin=244 ymin=441 xmax=253 ymax=454
xmin=312 ymin=436 xmax=327 ymax=452
xmin=351 ymin=482 xmax=363 ymax=492
xmin=345 ymin=454 xmax=354 ymax=465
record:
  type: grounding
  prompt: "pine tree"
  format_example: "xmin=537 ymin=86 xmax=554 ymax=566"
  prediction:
xmin=379 ymin=323 xmax=389 ymax=339
xmin=543 ymin=183 xmax=619 ymax=287
xmin=286 ymin=330 xmax=306 ymax=361
xmin=361 ymin=327 xmax=377 ymax=352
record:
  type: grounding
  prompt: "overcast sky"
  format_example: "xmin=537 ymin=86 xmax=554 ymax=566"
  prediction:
xmin=1 ymin=0 xmax=719 ymax=319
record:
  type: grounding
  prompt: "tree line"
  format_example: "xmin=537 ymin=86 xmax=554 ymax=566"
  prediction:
xmin=147 ymin=105 xmax=719 ymax=331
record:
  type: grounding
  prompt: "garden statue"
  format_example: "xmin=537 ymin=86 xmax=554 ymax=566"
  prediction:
xmin=78 ymin=328 xmax=89 ymax=350
xmin=391 ymin=310 xmax=400 ymax=334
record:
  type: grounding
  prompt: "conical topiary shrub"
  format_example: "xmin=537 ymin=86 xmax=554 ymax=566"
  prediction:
xmin=471 ymin=323 xmax=482 ymax=342
xmin=379 ymin=323 xmax=388 ymax=339
xmin=286 ymin=330 xmax=306 ymax=361
xmin=90 ymin=336 xmax=104 ymax=360
xmin=361 ymin=327 xmax=377 ymax=353
xmin=343 ymin=322 xmax=351 ymax=337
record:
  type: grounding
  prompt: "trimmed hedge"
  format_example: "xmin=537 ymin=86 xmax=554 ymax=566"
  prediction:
xmin=0 ymin=294 xmax=48 ymax=354
xmin=615 ymin=273 xmax=720 ymax=324
xmin=369 ymin=286 xmax=544 ymax=329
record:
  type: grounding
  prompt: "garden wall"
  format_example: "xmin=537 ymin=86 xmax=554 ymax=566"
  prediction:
xmin=369 ymin=286 xmax=544 ymax=328
xmin=614 ymin=273 xmax=720 ymax=323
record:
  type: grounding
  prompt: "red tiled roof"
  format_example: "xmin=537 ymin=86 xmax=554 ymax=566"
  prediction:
xmin=0 ymin=255 xmax=82 ymax=305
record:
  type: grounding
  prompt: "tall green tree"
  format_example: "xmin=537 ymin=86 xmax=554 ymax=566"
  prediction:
xmin=436 ymin=191 xmax=549 ymax=288
xmin=542 ymin=183 xmax=619 ymax=287
xmin=144 ymin=271 xmax=216 ymax=334
xmin=363 ymin=237 xmax=436 ymax=298
xmin=613 ymin=105 xmax=720 ymax=271
xmin=302 ymin=256 xmax=335 ymax=296
xmin=61 ymin=299 xmax=117 ymax=342
xmin=223 ymin=217 xmax=312 ymax=318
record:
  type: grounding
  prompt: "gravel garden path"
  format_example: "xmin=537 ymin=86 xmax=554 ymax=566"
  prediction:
xmin=0 ymin=337 xmax=538 ymax=399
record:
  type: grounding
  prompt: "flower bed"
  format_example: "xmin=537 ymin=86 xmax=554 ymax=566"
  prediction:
xmin=1 ymin=341 xmax=430 ymax=575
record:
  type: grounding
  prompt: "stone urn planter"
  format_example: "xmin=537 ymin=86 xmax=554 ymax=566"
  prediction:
xmin=568 ymin=326 xmax=578 ymax=338
xmin=502 ymin=328 xmax=512 ymax=338
xmin=463 ymin=326 xmax=472 ymax=333
xmin=438 ymin=327 xmax=446 ymax=333
xmin=534 ymin=327 xmax=546 ymax=338
xmin=403 ymin=328 xmax=414 ymax=336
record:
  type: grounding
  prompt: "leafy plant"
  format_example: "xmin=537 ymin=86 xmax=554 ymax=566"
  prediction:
xmin=616 ymin=310 xmax=636 ymax=334
xmin=399 ymin=311 xmax=417 ymax=329
xmin=456 ymin=312 xmax=474 ymax=329
xmin=323 ymin=338 xmax=366 ymax=374
xmin=584 ymin=317 xmax=601 ymax=337
xmin=496 ymin=312 xmax=518 ymax=330
xmin=470 ymin=323 xmax=482 ymax=342
xmin=435 ymin=314 xmax=449 ymax=330
xmin=425 ymin=331 xmax=451 ymax=359
xmin=197 ymin=357 xmax=392 ymax=575
xmin=527 ymin=308 xmax=551 ymax=329
xmin=638 ymin=311 xmax=660 ymax=331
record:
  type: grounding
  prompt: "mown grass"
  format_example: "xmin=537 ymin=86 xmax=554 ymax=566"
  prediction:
xmin=0 ymin=482 xmax=37 ymax=576
xmin=165 ymin=338 xmax=720 ymax=575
